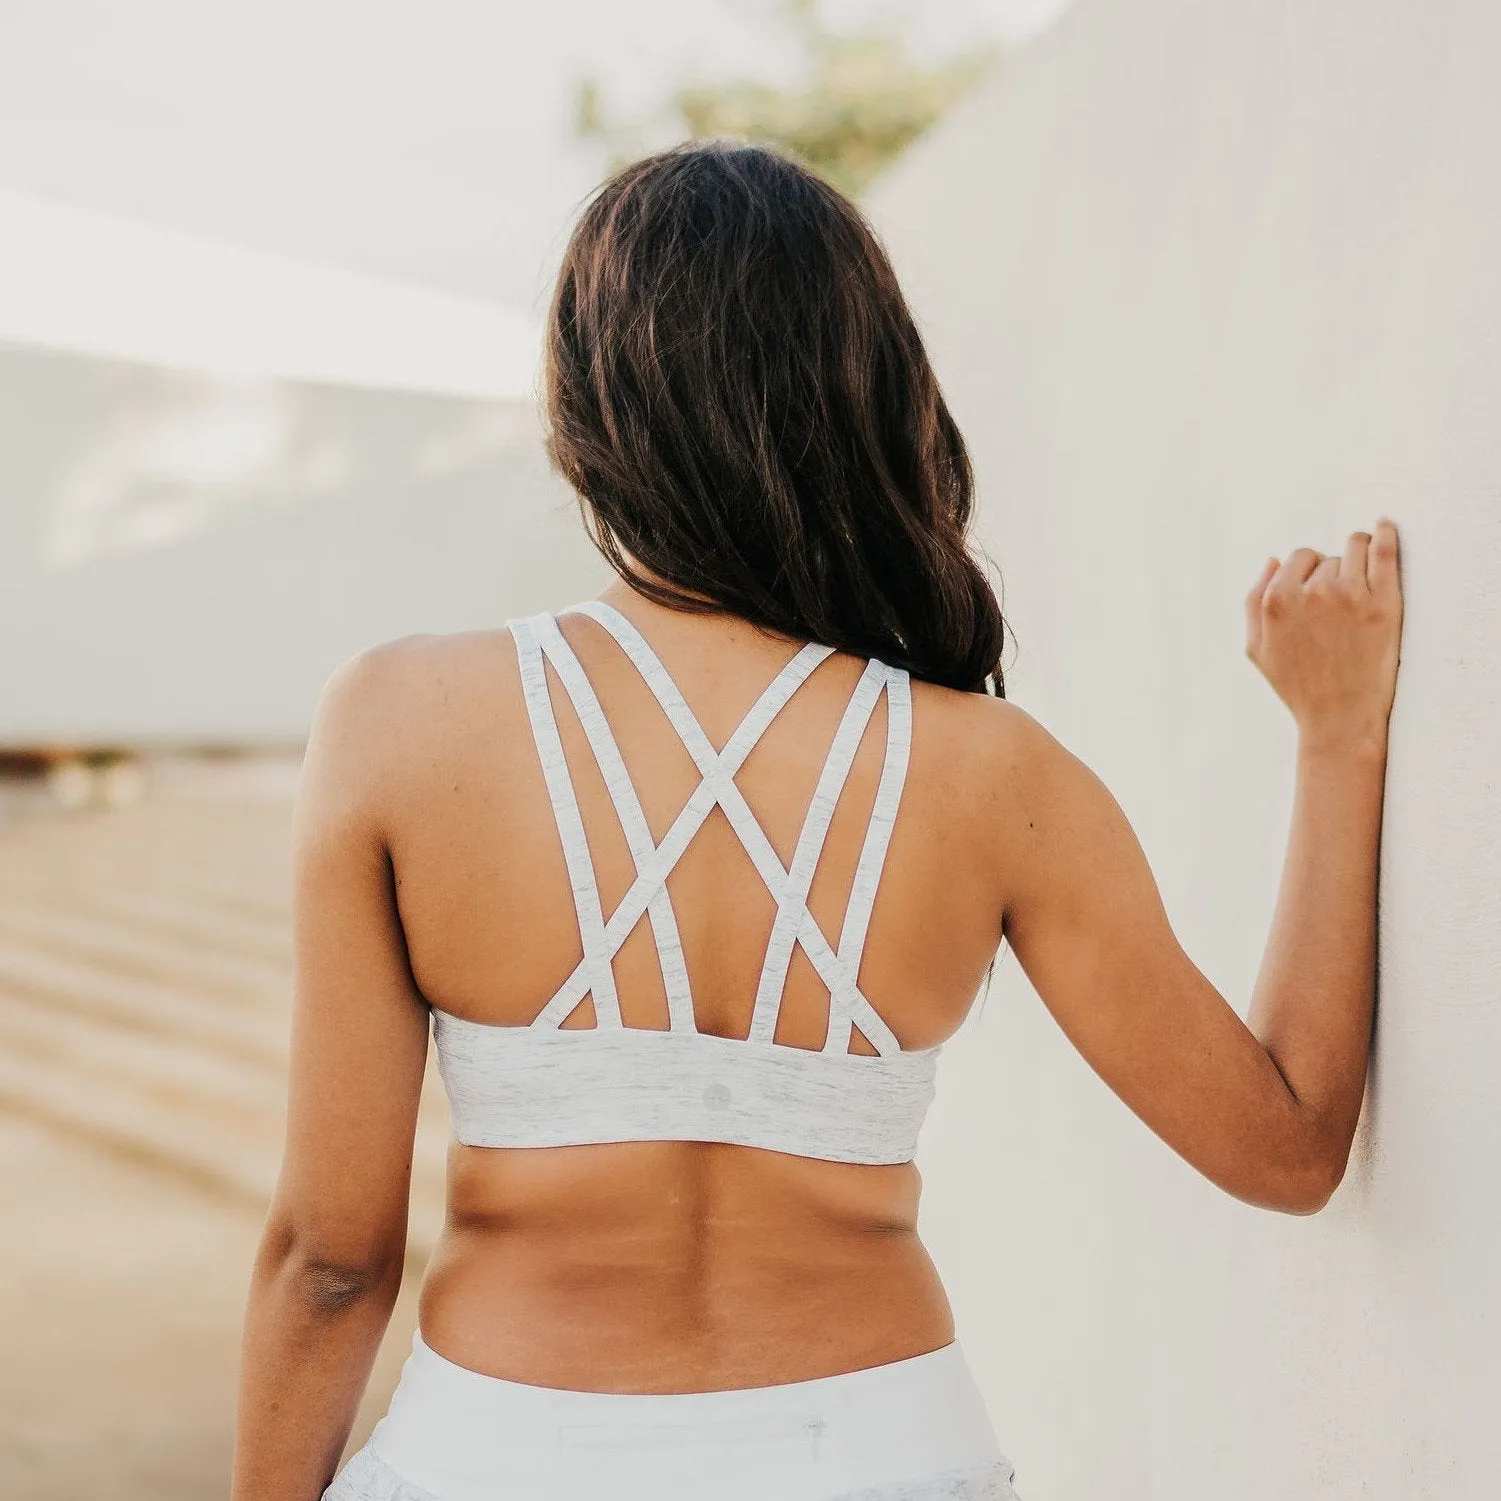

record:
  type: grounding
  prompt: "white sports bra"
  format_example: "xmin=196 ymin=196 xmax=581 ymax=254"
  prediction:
xmin=429 ymin=600 xmax=942 ymax=1166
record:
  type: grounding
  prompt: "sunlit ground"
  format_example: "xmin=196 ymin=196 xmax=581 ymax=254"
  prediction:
xmin=0 ymin=756 xmax=446 ymax=1499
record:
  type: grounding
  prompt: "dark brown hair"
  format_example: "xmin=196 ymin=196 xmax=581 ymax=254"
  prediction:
xmin=544 ymin=139 xmax=1007 ymax=694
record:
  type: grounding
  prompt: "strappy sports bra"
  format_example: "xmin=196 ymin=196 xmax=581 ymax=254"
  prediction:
xmin=429 ymin=600 xmax=942 ymax=1166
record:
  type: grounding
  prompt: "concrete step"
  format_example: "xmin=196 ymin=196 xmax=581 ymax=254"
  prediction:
xmin=0 ymin=944 xmax=289 ymax=1065
xmin=0 ymin=1042 xmax=279 ymax=1206
xmin=0 ymin=805 xmax=292 ymax=923
xmin=0 ymin=759 xmax=448 ymax=1254
xmin=0 ymin=899 xmax=290 ymax=1011
xmin=0 ymin=999 xmax=451 ymax=1251
xmin=47 ymin=883 xmax=292 ymax=967
xmin=0 ymin=984 xmax=286 ymax=1123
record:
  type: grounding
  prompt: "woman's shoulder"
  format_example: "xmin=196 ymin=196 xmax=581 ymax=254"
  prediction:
xmin=303 ymin=627 xmax=530 ymax=808
xmin=321 ymin=625 xmax=519 ymax=699
xmin=906 ymin=676 xmax=1087 ymax=845
xmin=908 ymin=675 xmax=1061 ymax=773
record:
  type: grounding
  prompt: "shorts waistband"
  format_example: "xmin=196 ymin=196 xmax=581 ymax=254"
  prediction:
xmin=364 ymin=1326 xmax=1008 ymax=1501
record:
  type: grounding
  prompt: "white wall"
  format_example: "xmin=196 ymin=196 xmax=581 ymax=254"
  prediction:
xmin=876 ymin=2 xmax=1501 ymax=1496
xmin=7 ymin=345 xmax=603 ymax=746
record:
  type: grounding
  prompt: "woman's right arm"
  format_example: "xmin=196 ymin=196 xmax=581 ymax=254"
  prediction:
xmin=996 ymin=521 xmax=1403 ymax=1213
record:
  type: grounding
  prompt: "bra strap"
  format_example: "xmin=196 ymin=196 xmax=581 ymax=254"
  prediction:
xmin=529 ymin=613 xmax=696 ymax=1034
xmin=529 ymin=607 xmax=832 ymax=1030
xmin=571 ymin=601 xmax=904 ymax=1057
xmin=824 ymin=667 xmax=912 ymax=1055
xmin=747 ymin=658 xmax=888 ymax=1045
xmin=512 ymin=616 xmax=621 ymax=1027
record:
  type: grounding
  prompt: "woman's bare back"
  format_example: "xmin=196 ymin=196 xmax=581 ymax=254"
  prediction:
xmin=363 ymin=587 xmax=1015 ymax=1391
xmin=270 ymin=529 xmax=1396 ymax=1412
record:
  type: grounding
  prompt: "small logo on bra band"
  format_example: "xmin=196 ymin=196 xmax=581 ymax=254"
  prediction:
xmin=702 ymin=1081 xmax=732 ymax=1110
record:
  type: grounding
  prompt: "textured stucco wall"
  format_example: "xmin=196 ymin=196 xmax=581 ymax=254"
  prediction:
xmin=877 ymin=2 xmax=1501 ymax=1496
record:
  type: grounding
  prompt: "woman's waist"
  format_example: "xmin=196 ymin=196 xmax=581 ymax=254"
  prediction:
xmin=442 ymin=1136 xmax=925 ymax=1226
xmin=416 ymin=1222 xmax=955 ymax=1394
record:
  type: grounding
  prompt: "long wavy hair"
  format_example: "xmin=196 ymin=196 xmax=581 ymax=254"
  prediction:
xmin=543 ymin=139 xmax=1008 ymax=694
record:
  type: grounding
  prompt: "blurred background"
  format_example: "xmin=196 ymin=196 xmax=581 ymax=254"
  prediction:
xmin=6 ymin=2 xmax=1501 ymax=1499
xmin=0 ymin=3 xmax=1063 ymax=1497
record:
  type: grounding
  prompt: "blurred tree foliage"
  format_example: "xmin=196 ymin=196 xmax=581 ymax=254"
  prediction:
xmin=575 ymin=0 xmax=998 ymax=198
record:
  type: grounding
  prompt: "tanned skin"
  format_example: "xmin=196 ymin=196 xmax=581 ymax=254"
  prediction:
xmin=231 ymin=520 xmax=1403 ymax=1501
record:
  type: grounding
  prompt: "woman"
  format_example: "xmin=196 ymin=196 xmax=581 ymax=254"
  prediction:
xmin=231 ymin=141 xmax=1403 ymax=1501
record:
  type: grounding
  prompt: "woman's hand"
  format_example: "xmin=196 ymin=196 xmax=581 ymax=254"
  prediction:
xmin=1244 ymin=519 xmax=1404 ymax=753
xmin=994 ymin=518 xmax=1404 ymax=1214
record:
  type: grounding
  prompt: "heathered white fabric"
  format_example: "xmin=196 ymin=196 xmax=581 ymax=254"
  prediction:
xmin=324 ymin=1439 xmax=1019 ymax=1501
xmin=322 ymin=1327 xmax=1019 ymax=1501
xmin=432 ymin=1016 xmax=940 ymax=1165
xmin=432 ymin=602 xmax=940 ymax=1166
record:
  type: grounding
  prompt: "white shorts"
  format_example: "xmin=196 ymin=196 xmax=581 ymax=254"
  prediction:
xmin=324 ymin=1327 xmax=1019 ymax=1501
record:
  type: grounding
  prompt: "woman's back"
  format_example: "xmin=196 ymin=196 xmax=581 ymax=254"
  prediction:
xmin=233 ymin=138 xmax=1399 ymax=1501
xmin=358 ymin=587 xmax=1016 ymax=1391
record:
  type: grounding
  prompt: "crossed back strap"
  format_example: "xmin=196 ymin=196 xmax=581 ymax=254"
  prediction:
xmin=509 ymin=603 xmax=913 ymax=1057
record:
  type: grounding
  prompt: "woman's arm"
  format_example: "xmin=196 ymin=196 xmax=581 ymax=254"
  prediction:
xmin=998 ymin=521 xmax=1403 ymax=1213
xmin=231 ymin=649 xmax=431 ymax=1501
